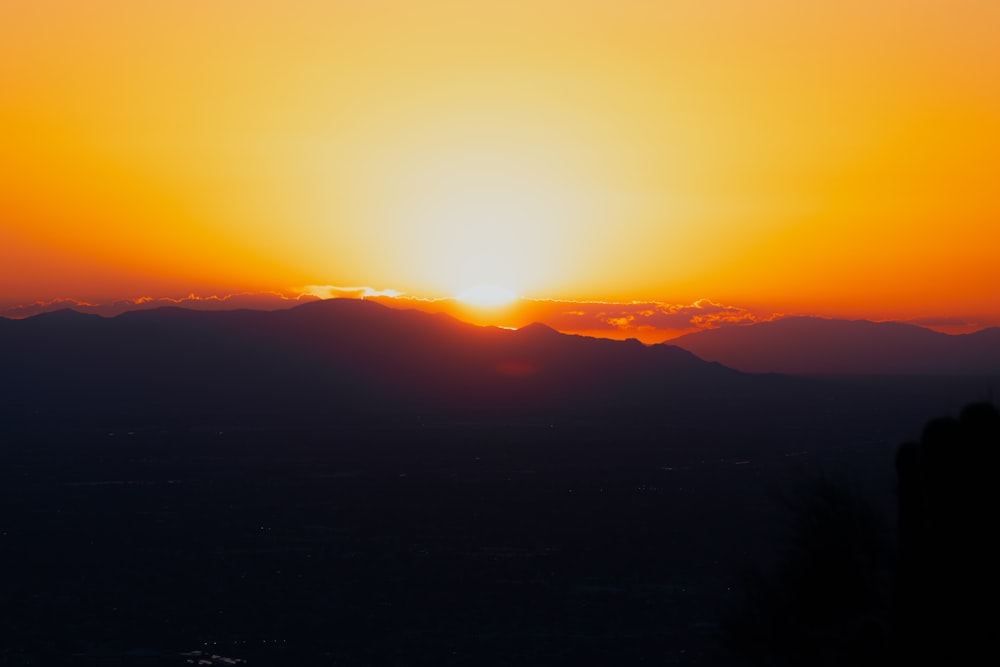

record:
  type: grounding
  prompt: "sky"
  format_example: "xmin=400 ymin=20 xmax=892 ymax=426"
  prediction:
xmin=3 ymin=1 xmax=999 ymax=340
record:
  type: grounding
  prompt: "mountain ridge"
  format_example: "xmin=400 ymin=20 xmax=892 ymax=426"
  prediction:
xmin=0 ymin=299 xmax=751 ymax=428
xmin=669 ymin=316 xmax=1000 ymax=375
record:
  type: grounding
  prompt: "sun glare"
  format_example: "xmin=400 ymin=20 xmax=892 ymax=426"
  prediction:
xmin=455 ymin=285 xmax=519 ymax=308
xmin=327 ymin=80 xmax=638 ymax=301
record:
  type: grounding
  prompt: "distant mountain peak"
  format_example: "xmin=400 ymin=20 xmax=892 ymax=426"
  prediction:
xmin=515 ymin=321 xmax=561 ymax=337
xmin=670 ymin=316 xmax=1000 ymax=375
xmin=33 ymin=307 xmax=102 ymax=320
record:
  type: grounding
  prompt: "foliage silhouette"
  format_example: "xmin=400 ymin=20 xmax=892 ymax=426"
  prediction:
xmin=893 ymin=402 xmax=1000 ymax=663
xmin=722 ymin=475 xmax=893 ymax=666
xmin=725 ymin=401 xmax=999 ymax=666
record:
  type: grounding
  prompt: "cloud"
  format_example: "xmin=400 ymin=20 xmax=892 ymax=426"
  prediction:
xmin=298 ymin=285 xmax=404 ymax=300
xmin=0 ymin=297 xmax=103 ymax=318
xmin=5 ymin=287 xmax=993 ymax=342
xmin=0 ymin=291 xmax=320 ymax=319
xmin=903 ymin=316 xmax=971 ymax=327
xmin=0 ymin=287 xmax=776 ymax=343
xmin=515 ymin=297 xmax=772 ymax=342
xmin=900 ymin=316 xmax=989 ymax=335
xmin=0 ymin=284 xmax=422 ymax=320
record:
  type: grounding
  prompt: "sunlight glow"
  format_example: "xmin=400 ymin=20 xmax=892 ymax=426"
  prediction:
xmin=330 ymin=81 xmax=641 ymax=300
xmin=3 ymin=2 xmax=1000 ymax=323
xmin=455 ymin=285 xmax=519 ymax=308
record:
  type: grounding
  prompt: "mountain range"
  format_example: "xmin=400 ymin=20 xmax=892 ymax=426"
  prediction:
xmin=670 ymin=316 xmax=1000 ymax=375
xmin=0 ymin=299 xmax=751 ymax=428
xmin=3 ymin=301 xmax=996 ymax=666
xmin=3 ymin=301 xmax=996 ymax=433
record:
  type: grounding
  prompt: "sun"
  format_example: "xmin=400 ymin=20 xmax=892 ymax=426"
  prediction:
xmin=455 ymin=284 xmax=519 ymax=308
xmin=327 ymin=84 xmax=633 ymax=302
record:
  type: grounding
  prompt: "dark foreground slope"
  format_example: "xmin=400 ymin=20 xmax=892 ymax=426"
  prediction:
xmin=669 ymin=316 xmax=1000 ymax=375
xmin=1 ymin=302 xmax=997 ymax=665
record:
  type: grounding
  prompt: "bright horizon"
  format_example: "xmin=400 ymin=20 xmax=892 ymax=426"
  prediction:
xmin=3 ymin=2 xmax=999 ymax=339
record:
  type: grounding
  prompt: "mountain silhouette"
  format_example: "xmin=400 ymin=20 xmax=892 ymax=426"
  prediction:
xmin=1 ymin=299 xmax=751 ymax=428
xmin=669 ymin=317 xmax=1000 ymax=375
xmin=3 ymin=301 xmax=998 ymax=666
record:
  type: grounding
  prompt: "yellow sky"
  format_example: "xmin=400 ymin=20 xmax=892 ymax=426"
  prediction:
xmin=3 ymin=1 xmax=999 ymax=328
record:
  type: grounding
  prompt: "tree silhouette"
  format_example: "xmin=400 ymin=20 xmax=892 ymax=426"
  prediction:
xmin=723 ymin=476 xmax=893 ymax=666
xmin=724 ymin=402 xmax=1000 ymax=665
xmin=893 ymin=402 xmax=1000 ymax=663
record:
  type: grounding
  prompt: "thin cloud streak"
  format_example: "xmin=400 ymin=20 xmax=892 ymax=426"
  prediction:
xmin=901 ymin=316 xmax=987 ymax=335
xmin=0 ymin=288 xmax=774 ymax=341
xmin=512 ymin=298 xmax=777 ymax=342
xmin=0 ymin=292 xmax=319 ymax=319
xmin=3 ymin=288 xmax=989 ymax=340
xmin=298 ymin=285 xmax=405 ymax=300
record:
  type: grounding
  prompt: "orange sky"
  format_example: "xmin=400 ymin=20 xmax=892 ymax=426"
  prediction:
xmin=3 ymin=1 xmax=999 ymax=336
